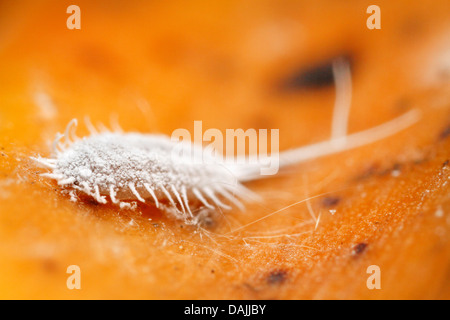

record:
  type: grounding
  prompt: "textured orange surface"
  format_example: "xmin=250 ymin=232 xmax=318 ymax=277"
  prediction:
xmin=0 ymin=0 xmax=449 ymax=299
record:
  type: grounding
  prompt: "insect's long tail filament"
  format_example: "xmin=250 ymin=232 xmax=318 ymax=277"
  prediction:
xmin=276 ymin=109 xmax=420 ymax=168
xmin=331 ymin=57 xmax=352 ymax=141
xmin=233 ymin=57 xmax=421 ymax=182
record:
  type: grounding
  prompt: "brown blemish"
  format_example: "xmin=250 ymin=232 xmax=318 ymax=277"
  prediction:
xmin=42 ymin=258 xmax=58 ymax=273
xmin=321 ymin=196 xmax=341 ymax=208
xmin=438 ymin=124 xmax=450 ymax=141
xmin=352 ymin=243 xmax=368 ymax=255
xmin=380 ymin=162 xmax=402 ymax=176
xmin=243 ymin=282 xmax=260 ymax=293
xmin=266 ymin=269 xmax=288 ymax=285
xmin=355 ymin=164 xmax=379 ymax=181
xmin=356 ymin=161 xmax=409 ymax=181
xmin=277 ymin=55 xmax=352 ymax=92
xmin=399 ymin=17 xmax=424 ymax=40
xmin=86 ymin=198 xmax=100 ymax=206
xmin=443 ymin=160 xmax=449 ymax=168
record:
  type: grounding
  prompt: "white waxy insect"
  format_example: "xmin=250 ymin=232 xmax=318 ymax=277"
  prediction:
xmin=33 ymin=121 xmax=256 ymax=223
xmin=31 ymin=60 xmax=419 ymax=224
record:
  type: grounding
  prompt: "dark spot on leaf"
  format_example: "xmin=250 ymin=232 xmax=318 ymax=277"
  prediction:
xmin=355 ymin=164 xmax=379 ymax=181
xmin=414 ymin=157 xmax=427 ymax=165
xmin=352 ymin=243 xmax=368 ymax=255
xmin=42 ymin=259 xmax=58 ymax=273
xmin=399 ymin=17 xmax=423 ymax=40
xmin=86 ymin=198 xmax=99 ymax=206
xmin=267 ymin=269 xmax=288 ymax=285
xmin=243 ymin=283 xmax=260 ymax=293
xmin=322 ymin=196 xmax=341 ymax=207
xmin=438 ymin=124 xmax=450 ymax=141
xmin=278 ymin=55 xmax=352 ymax=92
xmin=380 ymin=162 xmax=402 ymax=176
xmin=443 ymin=160 xmax=449 ymax=168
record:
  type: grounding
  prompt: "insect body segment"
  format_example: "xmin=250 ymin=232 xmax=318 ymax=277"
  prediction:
xmin=31 ymin=120 xmax=255 ymax=224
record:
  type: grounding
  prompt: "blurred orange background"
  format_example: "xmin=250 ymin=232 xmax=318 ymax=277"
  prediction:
xmin=0 ymin=0 xmax=449 ymax=299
